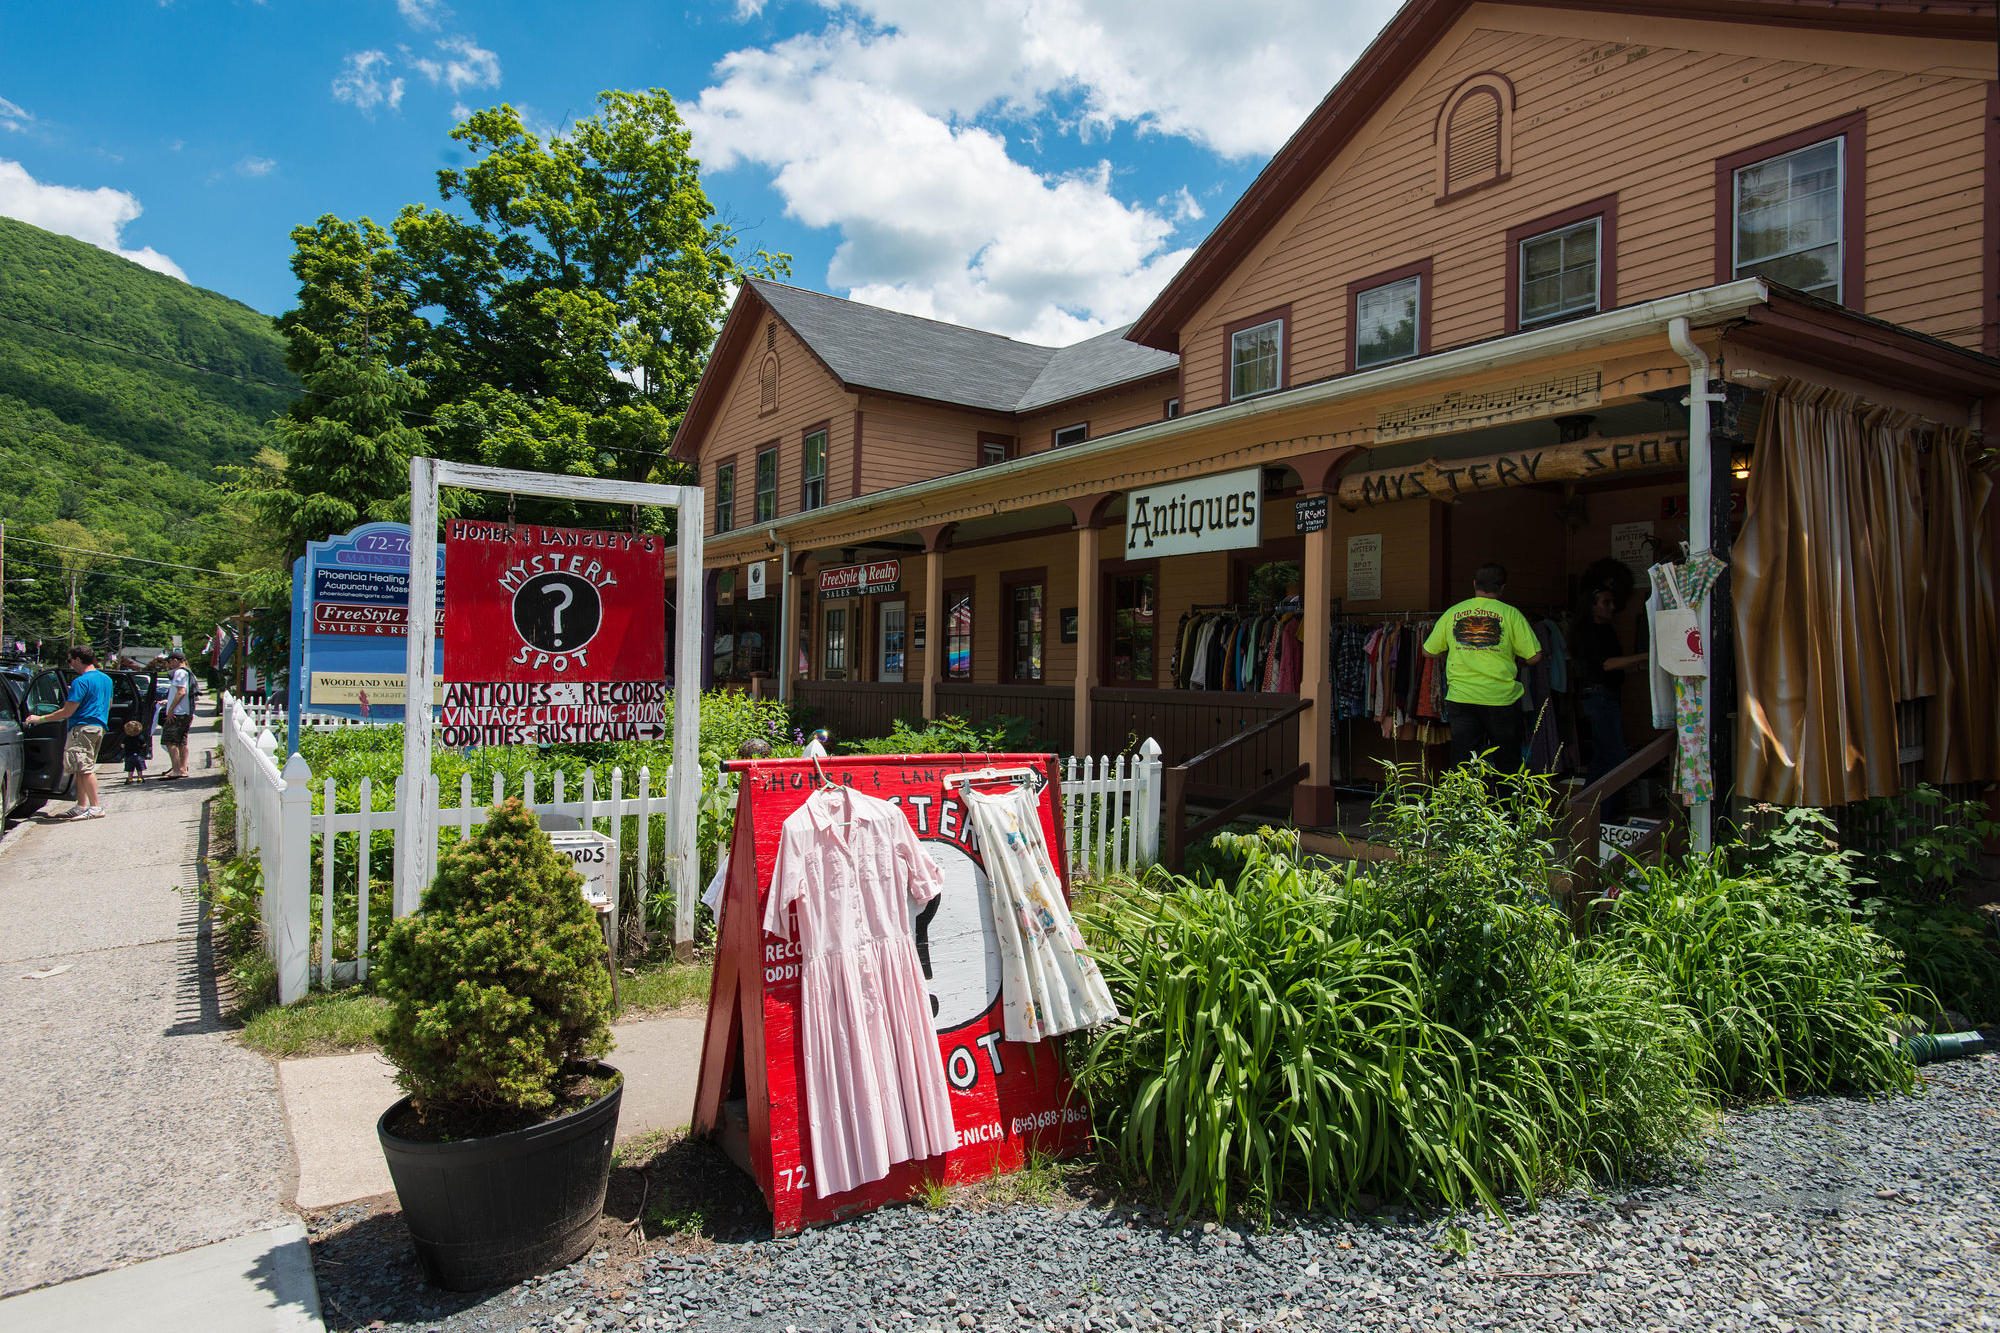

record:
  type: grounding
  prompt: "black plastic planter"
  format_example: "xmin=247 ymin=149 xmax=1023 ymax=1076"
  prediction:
xmin=377 ymin=1063 xmax=623 ymax=1291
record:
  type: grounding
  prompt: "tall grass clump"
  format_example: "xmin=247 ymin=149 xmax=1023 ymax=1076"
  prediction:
xmin=1590 ymin=856 xmax=1916 ymax=1099
xmin=1072 ymin=763 xmax=1703 ymax=1222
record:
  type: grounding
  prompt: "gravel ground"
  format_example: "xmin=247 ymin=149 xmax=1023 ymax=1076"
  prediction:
xmin=312 ymin=1051 xmax=2000 ymax=1332
xmin=0 ymin=715 xmax=295 ymax=1297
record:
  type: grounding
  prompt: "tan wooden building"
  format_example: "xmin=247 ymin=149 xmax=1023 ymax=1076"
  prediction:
xmin=671 ymin=0 xmax=2000 ymax=834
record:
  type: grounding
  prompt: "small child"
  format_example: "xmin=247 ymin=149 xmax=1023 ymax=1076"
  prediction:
xmin=121 ymin=718 xmax=148 ymax=785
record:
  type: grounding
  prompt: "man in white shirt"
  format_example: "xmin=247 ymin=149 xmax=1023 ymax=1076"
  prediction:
xmin=160 ymin=650 xmax=195 ymax=779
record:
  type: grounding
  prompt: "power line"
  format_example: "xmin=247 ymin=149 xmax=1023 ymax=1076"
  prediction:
xmin=6 ymin=536 xmax=244 ymax=577
xmin=6 ymin=554 xmax=247 ymax=594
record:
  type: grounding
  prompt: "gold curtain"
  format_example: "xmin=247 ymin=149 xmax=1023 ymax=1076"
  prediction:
xmin=1924 ymin=428 xmax=2000 ymax=785
xmin=1732 ymin=381 xmax=1994 ymax=806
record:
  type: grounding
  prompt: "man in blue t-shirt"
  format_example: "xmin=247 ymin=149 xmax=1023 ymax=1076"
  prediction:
xmin=26 ymin=646 xmax=113 ymax=819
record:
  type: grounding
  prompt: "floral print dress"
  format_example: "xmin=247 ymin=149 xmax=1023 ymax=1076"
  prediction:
xmin=959 ymin=784 xmax=1120 ymax=1043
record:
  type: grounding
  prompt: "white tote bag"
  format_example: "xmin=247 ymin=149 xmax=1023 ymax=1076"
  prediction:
xmin=1653 ymin=564 xmax=1706 ymax=677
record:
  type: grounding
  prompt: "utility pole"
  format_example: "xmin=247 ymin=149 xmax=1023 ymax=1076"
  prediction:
xmin=0 ymin=518 xmax=7 ymax=653
xmin=66 ymin=566 xmax=81 ymax=648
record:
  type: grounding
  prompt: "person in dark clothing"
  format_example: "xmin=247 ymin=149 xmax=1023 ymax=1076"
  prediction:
xmin=1573 ymin=585 xmax=1651 ymax=815
xmin=120 ymin=719 xmax=149 ymax=784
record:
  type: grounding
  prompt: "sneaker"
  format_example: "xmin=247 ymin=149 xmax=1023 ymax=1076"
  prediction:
xmin=79 ymin=807 xmax=105 ymax=819
xmin=64 ymin=805 xmax=92 ymax=819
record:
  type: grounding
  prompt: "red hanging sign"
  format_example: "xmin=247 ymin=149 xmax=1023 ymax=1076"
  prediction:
xmin=692 ymin=754 xmax=1093 ymax=1235
xmin=440 ymin=520 xmax=666 ymax=683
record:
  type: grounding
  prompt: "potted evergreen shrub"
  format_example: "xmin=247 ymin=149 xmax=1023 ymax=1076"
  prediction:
xmin=374 ymin=798 xmax=621 ymax=1290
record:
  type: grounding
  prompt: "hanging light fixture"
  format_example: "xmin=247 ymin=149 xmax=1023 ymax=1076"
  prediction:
xmin=1730 ymin=444 xmax=1752 ymax=482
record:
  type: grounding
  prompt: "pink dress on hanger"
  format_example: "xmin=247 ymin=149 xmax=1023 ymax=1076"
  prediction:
xmin=764 ymin=785 xmax=956 ymax=1198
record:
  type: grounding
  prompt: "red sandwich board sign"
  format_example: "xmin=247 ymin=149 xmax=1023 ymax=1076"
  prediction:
xmin=439 ymin=519 xmax=668 ymax=745
xmin=691 ymin=753 xmax=1094 ymax=1234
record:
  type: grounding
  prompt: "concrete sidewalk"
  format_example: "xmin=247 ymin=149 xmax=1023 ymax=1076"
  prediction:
xmin=0 ymin=1222 xmax=322 ymax=1333
xmin=0 ymin=707 xmax=303 ymax=1315
xmin=281 ymin=1012 xmax=704 ymax=1209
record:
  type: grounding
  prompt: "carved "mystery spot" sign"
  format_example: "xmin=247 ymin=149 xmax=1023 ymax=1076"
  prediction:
xmin=1337 ymin=433 xmax=1689 ymax=509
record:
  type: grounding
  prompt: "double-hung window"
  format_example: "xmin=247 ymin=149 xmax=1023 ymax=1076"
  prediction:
xmin=1732 ymin=137 xmax=1843 ymax=300
xmin=944 ymin=582 xmax=974 ymax=681
xmin=822 ymin=607 xmax=847 ymax=677
xmin=755 ymin=446 xmax=777 ymax=523
xmin=980 ymin=439 xmax=1008 ymax=467
xmin=714 ymin=462 xmax=735 ymax=535
xmin=1518 ymin=218 xmax=1600 ymax=328
xmin=1229 ymin=318 xmax=1283 ymax=401
xmin=801 ymin=428 xmax=826 ymax=510
xmin=1355 ymin=275 xmax=1421 ymax=368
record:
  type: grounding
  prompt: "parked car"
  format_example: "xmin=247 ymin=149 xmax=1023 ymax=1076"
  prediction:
xmin=4 ymin=667 xmax=157 ymax=815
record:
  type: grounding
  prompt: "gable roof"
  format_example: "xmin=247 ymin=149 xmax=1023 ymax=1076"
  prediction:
xmin=672 ymin=279 xmax=1178 ymax=458
xmin=1126 ymin=0 xmax=1998 ymax=352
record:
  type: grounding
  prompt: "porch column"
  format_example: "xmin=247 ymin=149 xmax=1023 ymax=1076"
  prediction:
xmin=786 ymin=552 xmax=812 ymax=693
xmin=1290 ymin=448 xmax=1363 ymax=825
xmin=918 ymin=523 xmax=954 ymax=722
xmin=1065 ymin=494 xmax=1117 ymax=757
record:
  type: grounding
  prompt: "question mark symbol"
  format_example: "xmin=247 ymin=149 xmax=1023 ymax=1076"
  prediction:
xmin=547 ymin=583 xmax=574 ymax=647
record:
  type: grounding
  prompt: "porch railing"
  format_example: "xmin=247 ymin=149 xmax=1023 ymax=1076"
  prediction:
xmin=1160 ymin=699 xmax=1311 ymax=869
xmin=1557 ymin=730 xmax=1680 ymax=913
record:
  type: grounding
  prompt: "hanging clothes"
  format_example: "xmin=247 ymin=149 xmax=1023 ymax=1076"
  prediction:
xmin=959 ymin=783 xmax=1119 ymax=1042
xmin=763 ymin=786 xmax=956 ymax=1199
xmin=1650 ymin=555 xmax=1728 ymax=805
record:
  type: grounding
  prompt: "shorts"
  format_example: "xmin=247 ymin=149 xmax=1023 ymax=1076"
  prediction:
xmin=64 ymin=725 xmax=105 ymax=775
xmin=161 ymin=713 xmax=191 ymax=746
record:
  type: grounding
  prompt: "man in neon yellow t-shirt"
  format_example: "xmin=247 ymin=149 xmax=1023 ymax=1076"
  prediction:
xmin=1422 ymin=562 xmax=1544 ymax=773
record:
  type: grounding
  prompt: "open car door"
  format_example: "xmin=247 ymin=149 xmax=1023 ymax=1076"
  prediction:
xmin=21 ymin=670 xmax=73 ymax=799
xmin=103 ymin=670 xmax=155 ymax=763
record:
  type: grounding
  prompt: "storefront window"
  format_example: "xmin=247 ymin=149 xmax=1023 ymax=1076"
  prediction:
xmin=1006 ymin=582 xmax=1043 ymax=681
xmin=1243 ymin=560 xmax=1301 ymax=609
xmin=823 ymin=607 xmax=847 ymax=678
xmin=945 ymin=584 xmax=973 ymax=680
xmin=1110 ymin=574 xmax=1154 ymax=682
xmin=712 ymin=571 xmax=780 ymax=683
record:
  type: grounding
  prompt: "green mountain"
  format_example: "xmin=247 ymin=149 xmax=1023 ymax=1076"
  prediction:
xmin=0 ymin=215 xmax=297 ymax=654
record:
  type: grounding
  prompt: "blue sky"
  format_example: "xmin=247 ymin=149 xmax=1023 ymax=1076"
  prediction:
xmin=0 ymin=0 xmax=1399 ymax=342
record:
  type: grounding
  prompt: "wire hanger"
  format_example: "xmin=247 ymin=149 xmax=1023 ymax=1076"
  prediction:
xmin=943 ymin=764 xmax=1045 ymax=794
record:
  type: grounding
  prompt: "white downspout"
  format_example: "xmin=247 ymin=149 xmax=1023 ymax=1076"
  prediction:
xmin=1667 ymin=316 xmax=1723 ymax=855
xmin=772 ymin=531 xmax=791 ymax=704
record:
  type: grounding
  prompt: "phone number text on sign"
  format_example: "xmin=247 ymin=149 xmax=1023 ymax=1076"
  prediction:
xmin=440 ymin=680 xmax=667 ymax=746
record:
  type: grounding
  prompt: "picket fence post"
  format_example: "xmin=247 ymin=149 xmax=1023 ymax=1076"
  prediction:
xmin=276 ymin=752 xmax=313 ymax=1005
xmin=1137 ymin=737 xmax=1163 ymax=867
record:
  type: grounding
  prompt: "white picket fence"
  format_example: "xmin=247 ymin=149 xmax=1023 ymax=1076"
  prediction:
xmin=238 ymin=700 xmax=373 ymax=735
xmin=221 ymin=693 xmax=1161 ymax=1005
xmin=1060 ymin=738 xmax=1162 ymax=879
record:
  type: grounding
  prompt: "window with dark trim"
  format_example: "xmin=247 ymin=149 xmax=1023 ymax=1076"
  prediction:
xmin=1003 ymin=575 xmax=1044 ymax=682
xmin=1356 ymin=274 xmax=1421 ymax=367
xmin=943 ymin=580 xmax=974 ymax=680
xmin=822 ymin=606 xmax=847 ymax=677
xmin=1714 ymin=114 xmax=1864 ymax=310
xmin=1518 ymin=218 xmax=1600 ymax=328
xmin=1164 ymin=397 xmax=1181 ymax=418
xmin=1504 ymin=196 xmax=1617 ymax=333
xmin=1052 ymin=423 xmax=1088 ymax=449
xmin=1229 ymin=318 xmax=1283 ymax=400
xmin=978 ymin=433 xmax=1012 ymax=467
xmin=801 ymin=428 xmax=827 ymax=509
xmin=1108 ymin=573 xmax=1155 ymax=683
xmin=755 ymin=446 xmax=777 ymax=523
xmin=714 ymin=462 xmax=735 ymax=534
xmin=1732 ymin=138 xmax=1844 ymax=300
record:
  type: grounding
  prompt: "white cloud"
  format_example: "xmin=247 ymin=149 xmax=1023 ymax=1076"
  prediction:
xmin=0 ymin=96 xmax=31 ymax=133
xmin=397 ymin=0 xmax=445 ymax=29
xmin=332 ymin=50 xmax=405 ymax=116
xmin=0 ymin=159 xmax=186 ymax=280
xmin=235 ymin=155 xmax=276 ymax=177
xmin=686 ymin=0 xmax=1398 ymax=340
xmin=411 ymin=36 xmax=500 ymax=94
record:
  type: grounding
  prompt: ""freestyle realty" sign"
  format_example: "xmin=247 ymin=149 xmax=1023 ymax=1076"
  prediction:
xmin=1124 ymin=466 xmax=1263 ymax=558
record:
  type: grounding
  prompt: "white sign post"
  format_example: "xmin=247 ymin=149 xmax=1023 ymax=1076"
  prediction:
xmin=399 ymin=458 xmax=705 ymax=949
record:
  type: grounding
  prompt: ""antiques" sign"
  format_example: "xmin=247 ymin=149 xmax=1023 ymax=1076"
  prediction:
xmin=1124 ymin=466 xmax=1263 ymax=559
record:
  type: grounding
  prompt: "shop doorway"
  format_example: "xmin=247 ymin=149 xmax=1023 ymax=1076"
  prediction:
xmin=878 ymin=601 xmax=907 ymax=683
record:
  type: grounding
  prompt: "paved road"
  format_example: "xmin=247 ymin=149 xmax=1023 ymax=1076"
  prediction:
xmin=0 ymin=706 xmax=295 ymax=1297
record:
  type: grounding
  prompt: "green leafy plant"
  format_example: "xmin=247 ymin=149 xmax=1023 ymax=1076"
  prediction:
xmin=836 ymin=714 xmax=1033 ymax=756
xmin=1591 ymin=856 xmax=1916 ymax=1099
xmin=376 ymin=798 xmax=614 ymax=1130
xmin=204 ymin=855 xmax=277 ymax=1014
xmin=1857 ymin=895 xmax=2000 ymax=1025
xmin=1846 ymin=784 xmax=1999 ymax=902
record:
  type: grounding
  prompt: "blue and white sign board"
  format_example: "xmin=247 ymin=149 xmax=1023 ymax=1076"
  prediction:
xmin=287 ymin=522 xmax=447 ymax=750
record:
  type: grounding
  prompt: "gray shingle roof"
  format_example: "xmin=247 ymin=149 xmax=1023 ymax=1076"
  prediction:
xmin=1016 ymin=323 xmax=1179 ymax=412
xmin=747 ymin=279 xmax=1177 ymax=414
